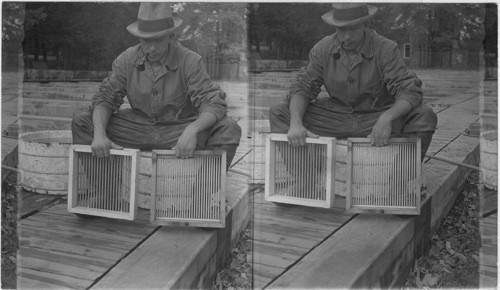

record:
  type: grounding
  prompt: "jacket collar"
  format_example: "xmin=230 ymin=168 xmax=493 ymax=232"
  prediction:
xmin=164 ymin=42 xmax=179 ymax=71
xmin=359 ymin=29 xmax=374 ymax=59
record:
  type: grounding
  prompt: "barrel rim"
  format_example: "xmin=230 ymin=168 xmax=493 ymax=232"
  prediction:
xmin=19 ymin=130 xmax=73 ymax=144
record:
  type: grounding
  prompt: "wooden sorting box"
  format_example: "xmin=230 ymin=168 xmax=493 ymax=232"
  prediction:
xmin=68 ymin=145 xmax=140 ymax=220
xmin=151 ymin=150 xmax=227 ymax=228
xmin=265 ymin=134 xmax=336 ymax=208
xmin=346 ymin=138 xmax=421 ymax=215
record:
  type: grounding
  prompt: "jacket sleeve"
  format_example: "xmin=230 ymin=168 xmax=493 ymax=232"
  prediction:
xmin=90 ymin=52 xmax=128 ymax=114
xmin=382 ymin=43 xmax=423 ymax=109
xmin=185 ymin=55 xmax=227 ymax=121
xmin=288 ymin=40 xmax=326 ymax=103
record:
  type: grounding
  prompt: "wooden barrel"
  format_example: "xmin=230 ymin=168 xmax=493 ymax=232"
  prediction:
xmin=19 ymin=130 xmax=73 ymax=195
xmin=137 ymin=152 xmax=204 ymax=210
xmin=138 ymin=151 xmax=154 ymax=209
xmin=480 ymin=130 xmax=497 ymax=190
xmin=335 ymin=140 xmax=348 ymax=197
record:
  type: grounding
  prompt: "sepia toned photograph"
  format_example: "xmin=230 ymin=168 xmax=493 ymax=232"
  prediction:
xmin=1 ymin=1 xmax=498 ymax=289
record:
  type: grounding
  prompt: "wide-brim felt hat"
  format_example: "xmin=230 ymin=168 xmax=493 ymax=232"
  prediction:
xmin=322 ymin=3 xmax=378 ymax=27
xmin=127 ymin=2 xmax=183 ymax=39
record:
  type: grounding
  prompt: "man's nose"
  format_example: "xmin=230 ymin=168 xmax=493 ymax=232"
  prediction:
xmin=145 ymin=42 xmax=157 ymax=52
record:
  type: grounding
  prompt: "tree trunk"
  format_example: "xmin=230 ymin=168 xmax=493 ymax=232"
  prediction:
xmin=34 ymin=31 xmax=40 ymax=61
xmin=42 ymin=41 xmax=47 ymax=63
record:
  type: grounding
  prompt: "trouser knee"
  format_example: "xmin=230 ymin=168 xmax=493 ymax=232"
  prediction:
xmin=269 ymin=102 xmax=291 ymax=133
xmin=71 ymin=113 xmax=93 ymax=145
xmin=225 ymin=118 xmax=242 ymax=143
xmin=403 ymin=104 xmax=438 ymax=134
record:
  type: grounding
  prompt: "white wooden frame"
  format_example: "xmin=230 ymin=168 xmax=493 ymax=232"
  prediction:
xmin=265 ymin=133 xmax=336 ymax=208
xmin=68 ymin=145 xmax=140 ymax=220
xmin=151 ymin=150 xmax=227 ymax=228
xmin=346 ymin=138 xmax=421 ymax=215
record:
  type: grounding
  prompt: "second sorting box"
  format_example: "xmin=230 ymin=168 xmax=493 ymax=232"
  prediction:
xmin=346 ymin=138 xmax=421 ymax=215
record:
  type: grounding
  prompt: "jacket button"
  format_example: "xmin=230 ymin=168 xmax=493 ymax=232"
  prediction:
xmin=347 ymin=78 xmax=355 ymax=84
xmin=152 ymin=91 xmax=158 ymax=97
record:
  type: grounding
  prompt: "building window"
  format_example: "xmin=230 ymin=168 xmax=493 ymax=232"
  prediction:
xmin=404 ymin=44 xmax=411 ymax=58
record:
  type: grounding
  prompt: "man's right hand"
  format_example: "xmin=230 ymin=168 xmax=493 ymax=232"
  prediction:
xmin=287 ymin=123 xmax=319 ymax=146
xmin=91 ymin=134 xmax=123 ymax=158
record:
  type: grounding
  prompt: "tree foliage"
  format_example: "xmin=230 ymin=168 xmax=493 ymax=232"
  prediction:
xmin=249 ymin=3 xmax=489 ymax=64
xmin=2 ymin=2 xmax=26 ymax=42
xmin=2 ymin=2 xmax=26 ymax=71
xmin=248 ymin=3 xmax=331 ymax=60
xmin=22 ymin=2 xmax=246 ymax=70
xmin=23 ymin=2 xmax=139 ymax=70
xmin=176 ymin=3 xmax=246 ymax=62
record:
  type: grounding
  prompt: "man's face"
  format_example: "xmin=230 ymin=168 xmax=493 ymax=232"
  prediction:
xmin=140 ymin=35 xmax=172 ymax=63
xmin=335 ymin=23 xmax=366 ymax=51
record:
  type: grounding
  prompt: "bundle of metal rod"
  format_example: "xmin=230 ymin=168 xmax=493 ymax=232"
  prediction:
xmin=68 ymin=145 xmax=139 ymax=220
xmin=151 ymin=150 xmax=227 ymax=228
xmin=265 ymin=134 xmax=336 ymax=208
xmin=346 ymin=138 xmax=421 ymax=215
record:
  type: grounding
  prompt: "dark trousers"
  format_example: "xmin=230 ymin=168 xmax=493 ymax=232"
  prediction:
xmin=72 ymin=109 xmax=242 ymax=169
xmin=269 ymin=101 xmax=438 ymax=159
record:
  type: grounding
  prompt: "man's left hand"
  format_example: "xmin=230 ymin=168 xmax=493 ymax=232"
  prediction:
xmin=174 ymin=126 xmax=198 ymax=158
xmin=369 ymin=115 xmax=392 ymax=146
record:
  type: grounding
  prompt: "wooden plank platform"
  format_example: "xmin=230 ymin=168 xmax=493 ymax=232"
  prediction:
xmin=251 ymin=69 xmax=487 ymax=288
xmin=480 ymin=187 xmax=497 ymax=217
xmin=480 ymin=213 xmax=497 ymax=289
xmin=14 ymin=79 xmax=251 ymax=289
xmin=17 ymin=203 xmax=157 ymax=289
xmin=2 ymin=72 xmax=22 ymax=161
xmin=267 ymin=113 xmax=481 ymax=289
xmin=7 ymin=68 xmax=495 ymax=288
xmin=252 ymin=188 xmax=353 ymax=288
xmin=93 ymin=170 xmax=250 ymax=289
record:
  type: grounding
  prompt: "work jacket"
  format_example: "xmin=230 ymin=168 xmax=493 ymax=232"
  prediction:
xmin=289 ymin=29 xmax=423 ymax=114
xmin=91 ymin=42 xmax=227 ymax=125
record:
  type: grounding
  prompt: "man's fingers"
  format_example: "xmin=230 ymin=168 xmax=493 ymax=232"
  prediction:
xmin=174 ymin=145 xmax=182 ymax=158
xmin=92 ymin=146 xmax=104 ymax=158
xmin=305 ymin=130 xmax=319 ymax=138
xmin=299 ymin=136 xmax=307 ymax=146
xmin=174 ymin=145 xmax=195 ymax=159
xmin=369 ymin=135 xmax=389 ymax=147
xmin=289 ymin=136 xmax=303 ymax=147
xmin=110 ymin=141 xmax=123 ymax=150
